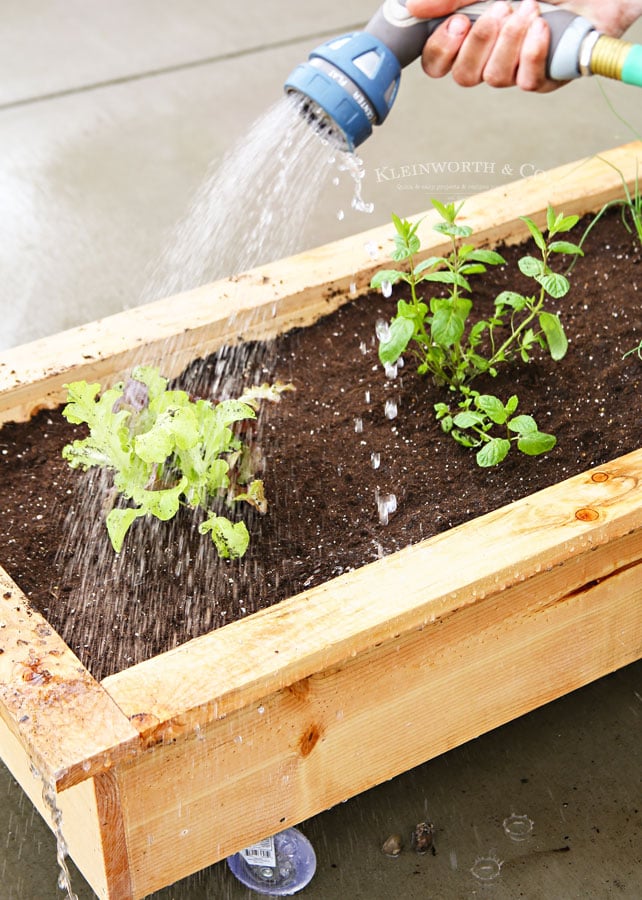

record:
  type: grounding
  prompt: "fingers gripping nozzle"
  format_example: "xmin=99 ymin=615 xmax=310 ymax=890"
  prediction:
xmin=283 ymin=0 xmax=617 ymax=151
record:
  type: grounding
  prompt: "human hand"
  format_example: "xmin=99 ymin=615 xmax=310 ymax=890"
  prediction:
xmin=405 ymin=0 xmax=642 ymax=92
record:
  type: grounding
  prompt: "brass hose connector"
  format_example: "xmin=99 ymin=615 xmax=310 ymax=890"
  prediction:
xmin=588 ymin=35 xmax=634 ymax=80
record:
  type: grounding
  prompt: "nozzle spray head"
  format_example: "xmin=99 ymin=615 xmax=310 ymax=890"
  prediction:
xmin=284 ymin=31 xmax=401 ymax=151
xmin=284 ymin=1 xmax=629 ymax=152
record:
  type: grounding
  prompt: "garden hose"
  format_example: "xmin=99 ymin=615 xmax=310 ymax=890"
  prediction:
xmin=284 ymin=0 xmax=642 ymax=150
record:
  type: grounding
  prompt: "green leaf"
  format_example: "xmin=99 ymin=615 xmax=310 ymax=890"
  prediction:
xmin=106 ymin=507 xmax=145 ymax=553
xmin=371 ymin=269 xmax=406 ymax=289
xmin=554 ymin=213 xmax=580 ymax=234
xmin=546 ymin=205 xmax=557 ymax=233
xmin=133 ymin=412 xmax=177 ymax=463
xmin=548 ymin=241 xmax=584 ymax=256
xmin=214 ymin=399 xmax=257 ymax=429
xmin=433 ymin=221 xmax=473 ymax=239
xmin=378 ymin=315 xmax=415 ymax=364
xmin=131 ymin=366 xmax=169 ymax=401
xmin=234 ymin=478 xmax=267 ymax=514
xmin=477 ymin=438 xmax=511 ymax=467
xmin=198 ymin=516 xmax=250 ymax=559
xmin=465 ymin=249 xmax=506 ymax=266
xmin=140 ymin=478 xmax=187 ymax=521
xmin=431 ymin=296 xmax=472 ymax=346
xmin=453 ymin=410 xmax=484 ymax=428
xmin=518 ymin=255 xmax=543 ymax=278
xmin=495 ymin=290 xmax=528 ymax=311
xmin=521 ymin=216 xmax=546 ymax=252
xmin=421 ymin=270 xmax=471 ymax=292
xmin=539 ymin=312 xmax=568 ymax=360
xmin=459 ymin=263 xmax=487 ymax=276
xmin=475 ymin=394 xmax=509 ymax=425
xmin=413 ymin=256 xmax=447 ymax=275
xmin=508 ymin=415 xmax=538 ymax=435
xmin=517 ymin=431 xmax=557 ymax=456
xmin=537 ymin=272 xmax=570 ymax=299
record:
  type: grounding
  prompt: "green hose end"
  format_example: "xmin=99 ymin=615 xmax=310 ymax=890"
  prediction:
xmin=622 ymin=44 xmax=642 ymax=88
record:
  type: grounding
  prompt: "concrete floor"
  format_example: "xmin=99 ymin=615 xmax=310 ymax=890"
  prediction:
xmin=0 ymin=1 xmax=641 ymax=897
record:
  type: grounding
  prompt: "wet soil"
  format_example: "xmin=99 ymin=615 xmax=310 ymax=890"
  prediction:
xmin=1 ymin=209 xmax=640 ymax=680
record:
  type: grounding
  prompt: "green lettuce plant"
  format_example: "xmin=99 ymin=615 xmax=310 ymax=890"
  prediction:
xmin=61 ymin=365 xmax=292 ymax=556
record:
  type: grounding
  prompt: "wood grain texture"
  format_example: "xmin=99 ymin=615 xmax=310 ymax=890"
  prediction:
xmin=112 ymin=530 xmax=642 ymax=896
xmin=0 ymin=143 xmax=640 ymax=425
xmin=103 ymin=450 xmax=642 ymax=732
xmin=0 ymin=144 xmax=641 ymax=898
xmin=0 ymin=568 xmax=140 ymax=791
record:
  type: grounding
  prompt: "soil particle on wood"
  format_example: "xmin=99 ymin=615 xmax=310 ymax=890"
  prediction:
xmin=0 ymin=209 xmax=640 ymax=680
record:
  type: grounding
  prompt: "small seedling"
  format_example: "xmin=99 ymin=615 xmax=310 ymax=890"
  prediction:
xmin=570 ymin=157 xmax=642 ymax=267
xmin=623 ymin=338 xmax=642 ymax=361
xmin=372 ymin=202 xmax=583 ymax=466
xmin=61 ymin=366 xmax=292 ymax=556
xmin=435 ymin=391 xmax=556 ymax=468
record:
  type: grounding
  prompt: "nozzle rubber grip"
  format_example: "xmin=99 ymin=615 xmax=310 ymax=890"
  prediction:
xmin=366 ymin=0 xmax=595 ymax=80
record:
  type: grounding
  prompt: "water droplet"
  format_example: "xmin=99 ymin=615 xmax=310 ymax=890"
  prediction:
xmin=381 ymin=279 xmax=393 ymax=298
xmin=354 ymin=418 xmax=363 ymax=433
xmin=375 ymin=318 xmax=390 ymax=341
xmin=385 ymin=400 xmax=398 ymax=420
xmin=502 ymin=813 xmax=534 ymax=842
xmin=365 ymin=241 xmax=380 ymax=260
xmin=371 ymin=452 xmax=381 ymax=470
xmin=365 ymin=390 xmax=371 ymax=403
xmin=471 ymin=852 xmax=503 ymax=882
xmin=337 ymin=209 xmax=345 ymax=221
xmin=257 ymin=706 xmax=265 ymax=715
xmin=350 ymin=281 xmax=358 ymax=296
xmin=234 ymin=735 xmax=243 ymax=744
xmin=377 ymin=493 xmax=397 ymax=525
xmin=384 ymin=362 xmax=398 ymax=380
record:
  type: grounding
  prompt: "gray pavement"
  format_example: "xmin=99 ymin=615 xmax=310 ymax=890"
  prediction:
xmin=0 ymin=2 xmax=641 ymax=898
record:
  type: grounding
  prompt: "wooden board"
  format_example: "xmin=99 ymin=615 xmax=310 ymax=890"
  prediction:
xmin=0 ymin=143 xmax=641 ymax=899
xmin=0 ymin=142 xmax=640 ymax=426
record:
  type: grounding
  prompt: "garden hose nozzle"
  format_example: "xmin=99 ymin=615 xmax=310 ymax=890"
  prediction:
xmin=284 ymin=0 xmax=642 ymax=150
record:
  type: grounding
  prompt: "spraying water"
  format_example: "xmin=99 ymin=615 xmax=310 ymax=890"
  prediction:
xmin=53 ymin=94 xmax=375 ymax=682
xmin=145 ymin=94 xmax=371 ymax=299
xmin=47 ymin=91 xmax=375 ymax=898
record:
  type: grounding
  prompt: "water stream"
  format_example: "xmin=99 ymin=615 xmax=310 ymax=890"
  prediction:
xmin=47 ymin=93 xmax=375 ymax=896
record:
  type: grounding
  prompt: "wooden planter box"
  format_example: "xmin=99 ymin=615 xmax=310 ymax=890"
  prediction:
xmin=1 ymin=143 xmax=641 ymax=900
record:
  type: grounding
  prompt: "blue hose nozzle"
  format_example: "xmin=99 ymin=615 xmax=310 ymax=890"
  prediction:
xmin=284 ymin=0 xmax=642 ymax=151
xmin=284 ymin=32 xmax=401 ymax=151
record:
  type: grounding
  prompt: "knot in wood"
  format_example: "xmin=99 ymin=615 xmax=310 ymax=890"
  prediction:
xmin=575 ymin=507 xmax=600 ymax=522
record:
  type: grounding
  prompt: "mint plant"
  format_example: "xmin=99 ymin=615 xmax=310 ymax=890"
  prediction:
xmin=372 ymin=202 xmax=583 ymax=467
xmin=435 ymin=391 xmax=556 ymax=468
xmin=61 ymin=366 xmax=292 ymax=556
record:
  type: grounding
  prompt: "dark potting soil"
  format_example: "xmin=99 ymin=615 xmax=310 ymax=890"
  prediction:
xmin=0 ymin=209 xmax=640 ymax=681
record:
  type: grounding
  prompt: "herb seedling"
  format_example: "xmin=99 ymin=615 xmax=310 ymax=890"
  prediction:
xmin=570 ymin=157 xmax=642 ymax=268
xmin=372 ymin=201 xmax=583 ymax=466
xmin=61 ymin=366 xmax=292 ymax=556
